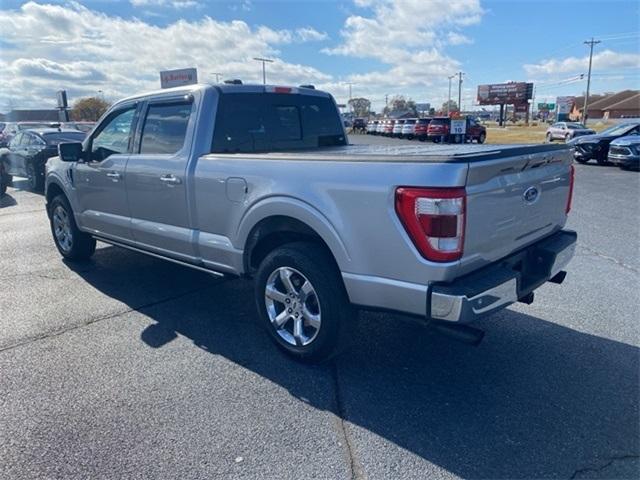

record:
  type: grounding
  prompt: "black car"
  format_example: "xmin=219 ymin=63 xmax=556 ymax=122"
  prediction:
xmin=0 ymin=128 xmax=86 ymax=192
xmin=569 ymin=121 xmax=640 ymax=165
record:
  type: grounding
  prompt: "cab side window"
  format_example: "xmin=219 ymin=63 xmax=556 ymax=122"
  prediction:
xmin=10 ymin=133 xmax=24 ymax=149
xmin=139 ymin=102 xmax=192 ymax=154
xmin=90 ymin=108 xmax=136 ymax=162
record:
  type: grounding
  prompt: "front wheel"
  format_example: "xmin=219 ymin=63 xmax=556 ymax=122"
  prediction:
xmin=477 ymin=132 xmax=486 ymax=144
xmin=0 ymin=161 xmax=11 ymax=197
xmin=255 ymin=242 xmax=354 ymax=363
xmin=49 ymin=195 xmax=96 ymax=260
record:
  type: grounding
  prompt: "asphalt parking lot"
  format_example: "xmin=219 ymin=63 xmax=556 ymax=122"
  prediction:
xmin=1 ymin=136 xmax=638 ymax=480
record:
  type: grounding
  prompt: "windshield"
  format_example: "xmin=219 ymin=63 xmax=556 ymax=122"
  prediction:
xmin=43 ymin=132 xmax=87 ymax=145
xmin=566 ymin=123 xmax=587 ymax=129
xmin=599 ymin=123 xmax=638 ymax=136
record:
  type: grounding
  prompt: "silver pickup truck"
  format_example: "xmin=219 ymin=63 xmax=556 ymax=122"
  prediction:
xmin=46 ymin=83 xmax=577 ymax=362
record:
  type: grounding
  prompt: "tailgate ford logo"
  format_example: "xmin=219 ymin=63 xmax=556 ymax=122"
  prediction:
xmin=523 ymin=186 xmax=540 ymax=204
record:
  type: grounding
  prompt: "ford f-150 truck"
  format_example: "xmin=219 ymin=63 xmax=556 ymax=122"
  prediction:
xmin=46 ymin=83 xmax=577 ymax=362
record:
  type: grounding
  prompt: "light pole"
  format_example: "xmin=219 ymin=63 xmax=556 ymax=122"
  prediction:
xmin=457 ymin=71 xmax=464 ymax=114
xmin=582 ymin=38 xmax=601 ymax=125
xmin=211 ymin=72 xmax=223 ymax=83
xmin=447 ymin=74 xmax=455 ymax=115
xmin=253 ymin=57 xmax=274 ymax=85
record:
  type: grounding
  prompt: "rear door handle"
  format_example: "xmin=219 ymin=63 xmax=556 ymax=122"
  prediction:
xmin=159 ymin=174 xmax=182 ymax=185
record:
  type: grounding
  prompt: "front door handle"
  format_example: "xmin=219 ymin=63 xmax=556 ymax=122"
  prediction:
xmin=106 ymin=172 xmax=121 ymax=180
xmin=159 ymin=174 xmax=182 ymax=185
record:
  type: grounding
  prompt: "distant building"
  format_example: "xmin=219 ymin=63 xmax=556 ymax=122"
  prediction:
xmin=2 ymin=109 xmax=61 ymax=122
xmin=570 ymin=90 xmax=639 ymax=120
xmin=603 ymin=93 xmax=640 ymax=119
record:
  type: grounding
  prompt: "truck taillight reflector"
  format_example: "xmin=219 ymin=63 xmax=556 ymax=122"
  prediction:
xmin=395 ymin=187 xmax=466 ymax=262
xmin=566 ymin=164 xmax=575 ymax=214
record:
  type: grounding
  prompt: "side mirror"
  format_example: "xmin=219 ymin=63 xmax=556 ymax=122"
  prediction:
xmin=58 ymin=142 xmax=83 ymax=162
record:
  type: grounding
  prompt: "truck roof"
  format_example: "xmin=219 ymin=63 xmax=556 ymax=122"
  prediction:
xmin=116 ymin=83 xmax=331 ymax=105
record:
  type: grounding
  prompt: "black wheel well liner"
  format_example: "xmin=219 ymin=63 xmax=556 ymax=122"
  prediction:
xmin=45 ymin=182 xmax=66 ymax=215
xmin=243 ymin=215 xmax=339 ymax=277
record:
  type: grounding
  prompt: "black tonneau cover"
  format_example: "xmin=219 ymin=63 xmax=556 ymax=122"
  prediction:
xmin=206 ymin=143 xmax=570 ymax=163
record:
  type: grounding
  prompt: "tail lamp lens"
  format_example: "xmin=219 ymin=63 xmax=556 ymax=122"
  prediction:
xmin=566 ymin=164 xmax=575 ymax=214
xmin=395 ymin=187 xmax=466 ymax=262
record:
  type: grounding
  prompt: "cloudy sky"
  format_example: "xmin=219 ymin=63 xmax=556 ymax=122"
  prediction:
xmin=0 ymin=0 xmax=638 ymax=113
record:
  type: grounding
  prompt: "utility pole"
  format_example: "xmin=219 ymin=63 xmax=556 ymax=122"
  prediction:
xmin=385 ymin=94 xmax=389 ymax=113
xmin=346 ymin=82 xmax=354 ymax=100
xmin=447 ymin=74 xmax=455 ymax=115
xmin=582 ymin=38 xmax=600 ymax=125
xmin=253 ymin=57 xmax=274 ymax=85
xmin=211 ymin=72 xmax=223 ymax=83
xmin=457 ymin=71 xmax=464 ymax=115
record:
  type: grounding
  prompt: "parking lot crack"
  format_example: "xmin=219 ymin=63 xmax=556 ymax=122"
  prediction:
xmin=578 ymin=243 xmax=639 ymax=273
xmin=0 ymin=282 xmax=225 ymax=354
xmin=569 ymin=454 xmax=639 ymax=479
xmin=331 ymin=361 xmax=364 ymax=480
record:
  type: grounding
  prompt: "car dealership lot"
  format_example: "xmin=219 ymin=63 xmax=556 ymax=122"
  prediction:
xmin=1 ymin=139 xmax=638 ymax=479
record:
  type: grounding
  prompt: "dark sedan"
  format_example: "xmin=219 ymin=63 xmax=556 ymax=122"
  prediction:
xmin=0 ymin=128 xmax=86 ymax=192
xmin=569 ymin=121 xmax=640 ymax=165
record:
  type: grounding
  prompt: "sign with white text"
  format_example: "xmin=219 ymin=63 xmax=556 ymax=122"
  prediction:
xmin=450 ymin=119 xmax=466 ymax=135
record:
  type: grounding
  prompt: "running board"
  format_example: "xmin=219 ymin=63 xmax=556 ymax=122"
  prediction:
xmin=94 ymin=237 xmax=226 ymax=278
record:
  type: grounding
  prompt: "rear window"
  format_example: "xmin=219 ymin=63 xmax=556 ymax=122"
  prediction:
xmin=212 ymin=93 xmax=345 ymax=153
xmin=430 ymin=118 xmax=449 ymax=126
xmin=404 ymin=119 xmax=416 ymax=124
xmin=43 ymin=132 xmax=87 ymax=145
xmin=416 ymin=118 xmax=431 ymax=124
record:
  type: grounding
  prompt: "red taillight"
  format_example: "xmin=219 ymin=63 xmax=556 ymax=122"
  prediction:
xmin=274 ymin=86 xmax=292 ymax=93
xmin=395 ymin=187 xmax=466 ymax=262
xmin=566 ymin=164 xmax=575 ymax=214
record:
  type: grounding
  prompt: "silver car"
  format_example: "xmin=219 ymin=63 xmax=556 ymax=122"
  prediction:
xmin=401 ymin=119 xmax=417 ymax=139
xmin=546 ymin=122 xmax=595 ymax=142
xmin=392 ymin=119 xmax=405 ymax=137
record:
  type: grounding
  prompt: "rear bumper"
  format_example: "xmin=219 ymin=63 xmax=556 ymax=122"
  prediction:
xmin=428 ymin=230 xmax=577 ymax=323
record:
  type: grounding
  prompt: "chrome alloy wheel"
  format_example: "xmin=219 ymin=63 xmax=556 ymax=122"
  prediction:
xmin=52 ymin=205 xmax=73 ymax=253
xmin=265 ymin=267 xmax=321 ymax=347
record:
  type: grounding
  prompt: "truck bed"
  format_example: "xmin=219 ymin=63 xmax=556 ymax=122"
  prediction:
xmin=207 ymin=143 xmax=570 ymax=163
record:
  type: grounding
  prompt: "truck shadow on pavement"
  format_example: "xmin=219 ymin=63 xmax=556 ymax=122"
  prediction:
xmin=68 ymin=245 xmax=640 ymax=479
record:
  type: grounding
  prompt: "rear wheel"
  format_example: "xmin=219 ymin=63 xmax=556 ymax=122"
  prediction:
xmin=477 ymin=132 xmax=486 ymax=144
xmin=254 ymin=242 xmax=354 ymax=363
xmin=26 ymin=161 xmax=44 ymax=191
xmin=565 ymin=133 xmax=571 ymax=142
xmin=49 ymin=195 xmax=96 ymax=260
xmin=0 ymin=161 xmax=11 ymax=197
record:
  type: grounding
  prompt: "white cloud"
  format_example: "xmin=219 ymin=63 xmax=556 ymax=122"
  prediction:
xmin=0 ymin=1 xmax=332 ymax=109
xmin=130 ymin=0 xmax=200 ymax=9
xmin=295 ymin=27 xmax=329 ymax=42
xmin=321 ymin=0 xmax=483 ymax=110
xmin=524 ymin=49 xmax=640 ymax=76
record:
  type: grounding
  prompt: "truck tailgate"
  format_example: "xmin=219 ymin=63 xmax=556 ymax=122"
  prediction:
xmin=461 ymin=147 xmax=573 ymax=274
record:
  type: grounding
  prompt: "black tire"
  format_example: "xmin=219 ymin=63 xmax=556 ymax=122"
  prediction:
xmin=565 ymin=133 xmax=571 ymax=143
xmin=26 ymin=160 xmax=44 ymax=191
xmin=575 ymin=158 xmax=589 ymax=164
xmin=0 ymin=161 xmax=10 ymax=197
xmin=546 ymin=133 xmax=553 ymax=143
xmin=254 ymin=242 xmax=354 ymax=363
xmin=478 ymin=132 xmax=486 ymax=144
xmin=49 ymin=194 xmax=96 ymax=261
xmin=596 ymin=156 xmax=609 ymax=166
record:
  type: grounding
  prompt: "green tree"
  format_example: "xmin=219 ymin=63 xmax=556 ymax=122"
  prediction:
xmin=384 ymin=95 xmax=418 ymax=116
xmin=71 ymin=97 xmax=110 ymax=121
xmin=441 ymin=100 xmax=458 ymax=114
xmin=348 ymin=97 xmax=371 ymax=117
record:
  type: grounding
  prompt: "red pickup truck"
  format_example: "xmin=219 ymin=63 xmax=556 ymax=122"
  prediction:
xmin=427 ymin=117 xmax=487 ymax=144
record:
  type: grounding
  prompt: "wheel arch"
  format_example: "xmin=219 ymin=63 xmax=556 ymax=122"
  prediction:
xmin=238 ymin=198 xmax=351 ymax=277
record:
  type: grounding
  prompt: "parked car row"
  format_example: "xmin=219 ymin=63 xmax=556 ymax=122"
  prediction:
xmin=366 ymin=117 xmax=487 ymax=143
xmin=569 ymin=121 xmax=640 ymax=170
